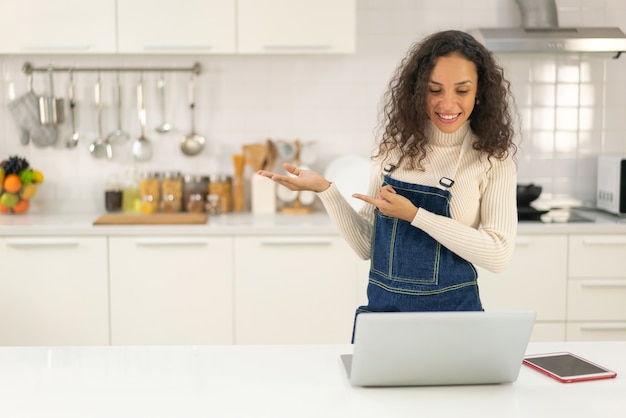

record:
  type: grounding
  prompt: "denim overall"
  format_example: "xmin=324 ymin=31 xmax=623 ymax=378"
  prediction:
xmin=353 ymin=134 xmax=482 ymax=340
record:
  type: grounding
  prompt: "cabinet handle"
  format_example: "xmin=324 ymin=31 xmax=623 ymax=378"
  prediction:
xmin=582 ymin=237 xmax=626 ymax=245
xmin=579 ymin=324 xmax=626 ymax=332
xmin=143 ymin=45 xmax=213 ymax=50
xmin=581 ymin=280 xmax=626 ymax=289
xmin=5 ymin=239 xmax=79 ymax=248
xmin=262 ymin=44 xmax=332 ymax=50
xmin=134 ymin=239 xmax=208 ymax=247
xmin=259 ymin=238 xmax=333 ymax=247
xmin=21 ymin=45 xmax=91 ymax=51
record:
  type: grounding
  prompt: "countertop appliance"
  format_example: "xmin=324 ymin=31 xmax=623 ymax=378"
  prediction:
xmin=597 ymin=155 xmax=626 ymax=216
xmin=468 ymin=0 xmax=626 ymax=56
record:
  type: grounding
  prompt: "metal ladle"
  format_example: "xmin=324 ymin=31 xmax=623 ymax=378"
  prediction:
xmin=156 ymin=73 xmax=171 ymax=134
xmin=132 ymin=77 xmax=153 ymax=162
xmin=180 ymin=74 xmax=205 ymax=156
xmin=65 ymin=71 xmax=79 ymax=149
xmin=107 ymin=72 xmax=129 ymax=144
xmin=88 ymin=75 xmax=113 ymax=159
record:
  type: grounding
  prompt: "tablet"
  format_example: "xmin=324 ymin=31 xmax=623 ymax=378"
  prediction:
xmin=523 ymin=352 xmax=617 ymax=383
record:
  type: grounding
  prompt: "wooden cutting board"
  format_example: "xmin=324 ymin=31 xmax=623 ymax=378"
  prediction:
xmin=93 ymin=213 xmax=208 ymax=225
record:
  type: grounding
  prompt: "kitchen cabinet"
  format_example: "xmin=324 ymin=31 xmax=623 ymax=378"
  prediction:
xmin=237 ymin=0 xmax=356 ymax=54
xmin=117 ymin=0 xmax=236 ymax=54
xmin=108 ymin=236 xmax=234 ymax=345
xmin=478 ymin=235 xmax=568 ymax=342
xmin=234 ymin=236 xmax=359 ymax=344
xmin=0 ymin=0 xmax=116 ymax=53
xmin=566 ymin=235 xmax=626 ymax=341
xmin=0 ymin=236 xmax=109 ymax=345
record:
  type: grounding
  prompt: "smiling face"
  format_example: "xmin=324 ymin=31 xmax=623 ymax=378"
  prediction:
xmin=426 ymin=54 xmax=478 ymax=134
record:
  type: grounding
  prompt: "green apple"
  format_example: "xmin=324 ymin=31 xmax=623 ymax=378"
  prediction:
xmin=0 ymin=192 xmax=19 ymax=208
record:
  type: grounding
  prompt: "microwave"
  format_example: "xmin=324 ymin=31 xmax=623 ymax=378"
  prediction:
xmin=597 ymin=155 xmax=626 ymax=216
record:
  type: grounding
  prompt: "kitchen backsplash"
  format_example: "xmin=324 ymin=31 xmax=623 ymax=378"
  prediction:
xmin=2 ymin=0 xmax=626 ymax=213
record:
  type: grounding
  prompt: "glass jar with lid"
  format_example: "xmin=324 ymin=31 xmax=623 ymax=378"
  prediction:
xmin=183 ymin=174 xmax=207 ymax=213
xmin=208 ymin=175 xmax=232 ymax=213
xmin=160 ymin=171 xmax=183 ymax=213
xmin=139 ymin=171 xmax=160 ymax=215
xmin=104 ymin=173 xmax=123 ymax=213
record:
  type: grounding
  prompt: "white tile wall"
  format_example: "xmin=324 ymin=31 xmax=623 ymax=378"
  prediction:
xmin=1 ymin=0 xmax=626 ymax=213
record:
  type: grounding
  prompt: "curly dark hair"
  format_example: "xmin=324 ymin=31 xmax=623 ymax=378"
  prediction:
xmin=377 ymin=30 xmax=517 ymax=169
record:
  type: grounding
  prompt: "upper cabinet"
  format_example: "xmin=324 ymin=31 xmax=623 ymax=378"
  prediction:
xmin=117 ymin=0 xmax=236 ymax=54
xmin=238 ymin=0 xmax=356 ymax=54
xmin=0 ymin=0 xmax=355 ymax=55
xmin=0 ymin=0 xmax=116 ymax=53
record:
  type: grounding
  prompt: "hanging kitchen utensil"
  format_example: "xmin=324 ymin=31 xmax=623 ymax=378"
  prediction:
xmin=38 ymin=67 xmax=64 ymax=125
xmin=156 ymin=73 xmax=172 ymax=134
xmin=107 ymin=72 xmax=129 ymax=144
xmin=88 ymin=75 xmax=113 ymax=159
xmin=180 ymin=74 xmax=205 ymax=156
xmin=7 ymin=73 xmax=58 ymax=147
xmin=64 ymin=70 xmax=79 ymax=149
xmin=132 ymin=76 xmax=153 ymax=162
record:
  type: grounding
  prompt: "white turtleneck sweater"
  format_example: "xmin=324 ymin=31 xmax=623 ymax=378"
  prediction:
xmin=317 ymin=122 xmax=517 ymax=273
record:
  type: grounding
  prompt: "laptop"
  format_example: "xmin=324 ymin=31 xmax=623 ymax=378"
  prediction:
xmin=341 ymin=310 xmax=536 ymax=387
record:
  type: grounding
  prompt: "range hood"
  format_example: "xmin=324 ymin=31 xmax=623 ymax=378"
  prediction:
xmin=467 ymin=0 xmax=626 ymax=57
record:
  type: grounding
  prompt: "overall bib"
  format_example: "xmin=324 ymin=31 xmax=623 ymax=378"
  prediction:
xmin=353 ymin=134 xmax=482 ymax=340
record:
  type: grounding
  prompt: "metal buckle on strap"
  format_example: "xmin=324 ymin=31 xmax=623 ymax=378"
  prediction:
xmin=383 ymin=164 xmax=396 ymax=175
xmin=439 ymin=177 xmax=455 ymax=188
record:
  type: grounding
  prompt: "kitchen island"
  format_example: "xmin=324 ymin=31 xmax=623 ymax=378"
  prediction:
xmin=0 ymin=341 xmax=623 ymax=418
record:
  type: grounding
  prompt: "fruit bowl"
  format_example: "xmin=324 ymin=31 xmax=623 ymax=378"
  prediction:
xmin=0 ymin=156 xmax=44 ymax=215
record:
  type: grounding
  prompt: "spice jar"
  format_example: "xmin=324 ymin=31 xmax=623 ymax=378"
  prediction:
xmin=160 ymin=171 xmax=183 ymax=213
xmin=208 ymin=175 xmax=232 ymax=213
xmin=183 ymin=175 xmax=207 ymax=213
xmin=139 ymin=172 xmax=160 ymax=215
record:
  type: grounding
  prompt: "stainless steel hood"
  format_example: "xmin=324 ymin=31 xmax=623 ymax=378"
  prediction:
xmin=467 ymin=0 xmax=626 ymax=56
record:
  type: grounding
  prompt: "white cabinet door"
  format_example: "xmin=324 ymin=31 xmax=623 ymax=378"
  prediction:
xmin=234 ymin=236 xmax=359 ymax=344
xmin=117 ymin=0 xmax=236 ymax=54
xmin=567 ymin=234 xmax=626 ymax=341
xmin=478 ymin=235 xmax=568 ymax=341
xmin=237 ymin=0 xmax=356 ymax=54
xmin=0 ymin=236 xmax=109 ymax=345
xmin=0 ymin=0 xmax=116 ymax=53
xmin=109 ymin=236 xmax=234 ymax=345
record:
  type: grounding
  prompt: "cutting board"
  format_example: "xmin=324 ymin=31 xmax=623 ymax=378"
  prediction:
xmin=93 ymin=213 xmax=208 ymax=225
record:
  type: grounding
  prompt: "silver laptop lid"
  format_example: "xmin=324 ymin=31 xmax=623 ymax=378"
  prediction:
xmin=347 ymin=311 xmax=536 ymax=387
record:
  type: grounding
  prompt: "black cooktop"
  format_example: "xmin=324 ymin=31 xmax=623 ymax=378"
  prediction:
xmin=518 ymin=206 xmax=594 ymax=223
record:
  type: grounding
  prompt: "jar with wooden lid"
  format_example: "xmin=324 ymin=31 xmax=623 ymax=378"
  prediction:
xmin=160 ymin=171 xmax=183 ymax=213
xmin=208 ymin=175 xmax=232 ymax=213
xmin=183 ymin=175 xmax=207 ymax=213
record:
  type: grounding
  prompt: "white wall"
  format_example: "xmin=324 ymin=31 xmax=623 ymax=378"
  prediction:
xmin=2 ymin=0 xmax=626 ymax=213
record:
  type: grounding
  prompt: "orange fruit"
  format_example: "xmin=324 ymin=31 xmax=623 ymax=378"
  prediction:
xmin=3 ymin=174 xmax=22 ymax=193
xmin=0 ymin=202 xmax=10 ymax=214
xmin=12 ymin=199 xmax=29 ymax=214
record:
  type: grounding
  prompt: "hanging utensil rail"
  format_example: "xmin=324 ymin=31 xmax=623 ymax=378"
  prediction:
xmin=22 ymin=61 xmax=202 ymax=76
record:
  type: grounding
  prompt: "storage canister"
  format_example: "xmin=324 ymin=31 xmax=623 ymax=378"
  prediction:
xmin=183 ymin=174 xmax=207 ymax=213
xmin=208 ymin=175 xmax=232 ymax=213
xmin=160 ymin=171 xmax=183 ymax=213
xmin=139 ymin=171 xmax=160 ymax=214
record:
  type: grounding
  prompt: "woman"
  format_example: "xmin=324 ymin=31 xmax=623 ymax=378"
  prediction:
xmin=259 ymin=30 xmax=518 ymax=322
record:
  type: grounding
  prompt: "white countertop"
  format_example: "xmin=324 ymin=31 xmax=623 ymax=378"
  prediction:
xmin=1 ymin=207 xmax=626 ymax=236
xmin=0 ymin=341 xmax=623 ymax=418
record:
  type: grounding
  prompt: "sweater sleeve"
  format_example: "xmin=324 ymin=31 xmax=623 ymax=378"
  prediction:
xmin=411 ymin=155 xmax=518 ymax=273
xmin=316 ymin=160 xmax=381 ymax=260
